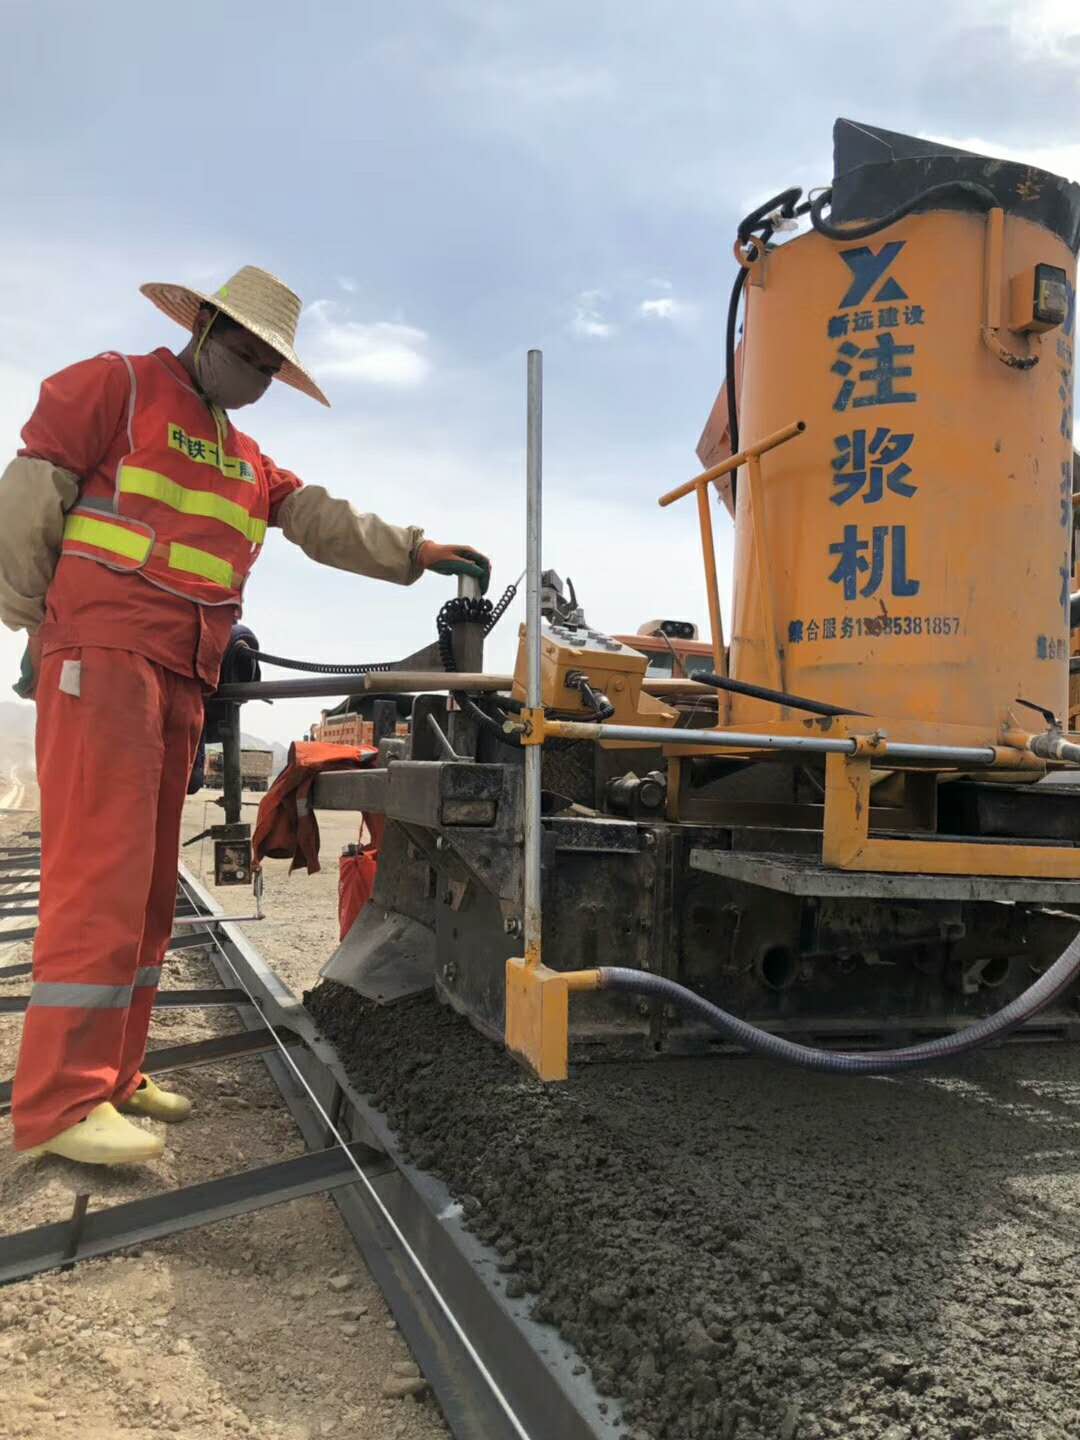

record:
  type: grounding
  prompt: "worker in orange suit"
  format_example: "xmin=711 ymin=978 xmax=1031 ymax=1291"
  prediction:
xmin=0 ymin=266 xmax=490 ymax=1166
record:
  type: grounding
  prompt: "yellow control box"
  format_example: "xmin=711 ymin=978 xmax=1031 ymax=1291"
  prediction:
xmin=511 ymin=620 xmax=677 ymax=742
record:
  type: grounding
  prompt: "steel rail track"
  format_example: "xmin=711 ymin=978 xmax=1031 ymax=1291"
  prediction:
xmin=175 ymin=865 xmax=619 ymax=1440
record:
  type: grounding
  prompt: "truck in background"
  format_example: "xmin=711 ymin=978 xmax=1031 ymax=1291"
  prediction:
xmin=204 ymin=747 xmax=275 ymax=793
xmin=612 ymin=618 xmax=716 ymax=680
xmin=310 ymin=692 xmax=412 ymax=748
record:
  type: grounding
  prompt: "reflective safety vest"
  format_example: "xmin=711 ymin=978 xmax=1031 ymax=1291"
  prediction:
xmin=60 ymin=353 xmax=270 ymax=607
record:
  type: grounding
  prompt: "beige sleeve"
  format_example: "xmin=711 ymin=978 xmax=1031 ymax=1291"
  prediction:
xmin=0 ymin=457 xmax=80 ymax=632
xmin=276 ymin=486 xmax=425 ymax=587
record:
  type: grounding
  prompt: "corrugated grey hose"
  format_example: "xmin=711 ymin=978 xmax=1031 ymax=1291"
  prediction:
xmin=597 ymin=932 xmax=1080 ymax=1072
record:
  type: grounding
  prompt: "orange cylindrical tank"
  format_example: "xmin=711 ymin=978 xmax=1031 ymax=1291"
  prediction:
xmin=727 ymin=207 xmax=1076 ymax=744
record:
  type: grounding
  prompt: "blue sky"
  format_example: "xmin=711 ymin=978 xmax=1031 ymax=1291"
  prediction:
xmin=2 ymin=0 xmax=1079 ymax=743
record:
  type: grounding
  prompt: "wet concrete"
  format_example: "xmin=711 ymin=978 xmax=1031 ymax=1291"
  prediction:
xmin=307 ymin=981 xmax=1080 ymax=1440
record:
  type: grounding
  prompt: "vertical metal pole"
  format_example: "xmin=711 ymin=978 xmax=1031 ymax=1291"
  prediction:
xmin=449 ymin=573 xmax=484 ymax=756
xmin=371 ymin=698 xmax=398 ymax=747
xmin=524 ymin=350 xmax=543 ymax=968
xmin=221 ymin=702 xmax=244 ymax=826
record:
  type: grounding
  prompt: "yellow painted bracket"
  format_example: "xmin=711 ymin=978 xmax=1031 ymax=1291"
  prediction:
xmin=822 ymin=750 xmax=1080 ymax=878
xmin=505 ymin=958 xmax=599 ymax=1082
xmin=518 ymin=705 xmax=547 ymax=745
xmin=657 ymin=419 xmax=807 ymax=691
xmin=981 ymin=207 xmax=1039 ymax=372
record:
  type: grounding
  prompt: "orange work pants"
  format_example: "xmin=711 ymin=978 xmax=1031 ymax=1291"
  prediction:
xmin=11 ymin=648 xmax=203 ymax=1150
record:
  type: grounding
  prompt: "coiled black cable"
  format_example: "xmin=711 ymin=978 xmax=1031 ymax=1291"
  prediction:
xmin=434 ymin=589 xmax=579 ymax=751
xmin=246 ymin=650 xmax=397 ymax=675
xmin=236 ymin=580 xmax=521 ymax=679
xmin=436 ymin=592 xmax=526 ymax=748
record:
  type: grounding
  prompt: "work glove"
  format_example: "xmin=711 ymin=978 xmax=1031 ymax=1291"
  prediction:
xmin=12 ymin=642 xmax=35 ymax=700
xmin=416 ymin=541 xmax=491 ymax=594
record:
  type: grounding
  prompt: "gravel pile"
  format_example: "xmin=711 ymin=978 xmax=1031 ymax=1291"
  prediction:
xmin=308 ymin=980 xmax=1080 ymax=1440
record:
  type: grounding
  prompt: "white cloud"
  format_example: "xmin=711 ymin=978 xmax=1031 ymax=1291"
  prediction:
xmin=920 ymin=131 xmax=1080 ymax=186
xmin=639 ymin=294 xmax=696 ymax=325
xmin=999 ymin=0 xmax=1080 ymax=58
xmin=302 ymin=301 xmax=431 ymax=386
xmin=641 ymin=298 xmax=676 ymax=320
xmin=571 ymin=290 xmax=614 ymax=339
xmin=336 ymin=275 xmax=359 ymax=294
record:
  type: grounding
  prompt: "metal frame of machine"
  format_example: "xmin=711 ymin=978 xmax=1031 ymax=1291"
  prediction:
xmin=252 ymin=344 xmax=1080 ymax=1087
xmin=24 ymin=120 xmax=1080 ymax=1112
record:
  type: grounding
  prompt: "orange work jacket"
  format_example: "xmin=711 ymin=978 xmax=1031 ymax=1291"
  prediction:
xmin=61 ymin=351 xmax=269 ymax=607
xmin=22 ymin=349 xmax=303 ymax=686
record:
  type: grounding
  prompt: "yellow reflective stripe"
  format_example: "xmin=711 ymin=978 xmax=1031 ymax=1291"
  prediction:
xmin=167 ymin=423 xmax=255 ymax=481
xmin=63 ymin=513 xmax=151 ymax=563
xmin=168 ymin=542 xmax=235 ymax=590
xmin=120 ymin=467 xmax=267 ymax=544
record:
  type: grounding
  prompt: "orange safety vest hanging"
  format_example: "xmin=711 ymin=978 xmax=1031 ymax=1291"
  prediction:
xmin=60 ymin=352 xmax=270 ymax=607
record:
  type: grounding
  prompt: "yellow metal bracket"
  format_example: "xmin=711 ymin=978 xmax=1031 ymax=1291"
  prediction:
xmin=505 ymin=959 xmax=599 ymax=1082
xmin=850 ymin=731 xmax=889 ymax=758
xmin=823 ymin=750 xmax=1080 ymax=878
xmin=658 ymin=420 xmax=808 ymax=696
xmin=982 ymin=207 xmax=1039 ymax=372
xmin=516 ymin=705 xmax=547 ymax=745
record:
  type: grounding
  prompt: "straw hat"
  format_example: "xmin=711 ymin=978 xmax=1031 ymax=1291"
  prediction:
xmin=140 ymin=265 xmax=329 ymax=407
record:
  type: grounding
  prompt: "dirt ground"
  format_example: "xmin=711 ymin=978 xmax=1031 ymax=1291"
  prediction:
xmin=0 ymin=787 xmax=449 ymax=1440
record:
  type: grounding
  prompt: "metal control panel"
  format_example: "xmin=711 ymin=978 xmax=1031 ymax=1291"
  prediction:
xmin=511 ymin=619 xmax=678 ymax=736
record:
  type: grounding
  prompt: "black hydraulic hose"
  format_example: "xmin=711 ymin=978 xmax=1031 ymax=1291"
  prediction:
xmin=597 ymin=937 xmax=1080 ymax=1073
xmin=231 ymin=581 xmax=521 ymax=680
xmin=696 ymin=671 xmax=865 ymax=719
xmin=725 ymin=189 xmax=802 ymax=477
xmin=736 ymin=187 xmax=803 ymax=244
xmin=460 ymin=692 xmax=522 ymax=748
xmin=244 ymin=648 xmax=396 ymax=676
xmin=724 ymin=264 xmax=749 ymax=468
xmin=809 ymin=179 xmax=999 ymax=242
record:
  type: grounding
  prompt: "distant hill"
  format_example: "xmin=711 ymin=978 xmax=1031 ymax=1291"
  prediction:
xmin=0 ymin=703 xmax=288 ymax=781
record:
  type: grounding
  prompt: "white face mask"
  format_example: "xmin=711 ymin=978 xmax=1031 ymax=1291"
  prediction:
xmin=195 ymin=336 xmax=273 ymax=411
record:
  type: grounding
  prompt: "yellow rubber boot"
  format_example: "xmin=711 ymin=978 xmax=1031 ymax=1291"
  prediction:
xmin=27 ymin=1102 xmax=164 ymax=1166
xmin=118 ymin=1076 xmax=192 ymax=1124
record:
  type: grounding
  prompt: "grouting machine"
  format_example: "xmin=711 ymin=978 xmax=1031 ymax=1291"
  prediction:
xmin=212 ymin=119 xmax=1080 ymax=1082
